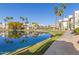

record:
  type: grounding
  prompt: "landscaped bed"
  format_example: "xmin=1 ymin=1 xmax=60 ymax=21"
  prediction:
xmin=74 ymin=27 xmax=79 ymax=35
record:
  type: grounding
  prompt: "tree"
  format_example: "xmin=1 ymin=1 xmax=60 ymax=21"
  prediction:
xmin=60 ymin=4 xmax=66 ymax=20
xmin=8 ymin=22 xmax=23 ymax=30
xmin=54 ymin=6 xmax=58 ymax=30
xmin=69 ymin=18 xmax=72 ymax=30
xmin=32 ymin=22 xmax=39 ymax=29
xmin=8 ymin=31 xmax=23 ymax=38
xmin=20 ymin=16 xmax=29 ymax=30
xmin=5 ymin=16 xmax=13 ymax=20
xmin=54 ymin=4 xmax=66 ymax=31
xmin=4 ymin=16 xmax=13 ymax=29
xmin=60 ymin=4 xmax=66 ymax=30
xmin=4 ymin=18 xmax=6 ymax=28
xmin=20 ymin=16 xmax=28 ymax=24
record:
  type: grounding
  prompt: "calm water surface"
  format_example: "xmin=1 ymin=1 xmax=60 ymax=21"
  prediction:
xmin=0 ymin=31 xmax=52 ymax=54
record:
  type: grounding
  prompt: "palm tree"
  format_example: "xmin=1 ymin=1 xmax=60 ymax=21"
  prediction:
xmin=54 ymin=4 xmax=66 ymax=31
xmin=54 ymin=6 xmax=58 ymax=30
xmin=5 ymin=16 xmax=13 ymax=22
xmin=5 ymin=16 xmax=13 ymax=20
xmin=20 ymin=16 xmax=28 ymax=24
xmin=73 ymin=11 xmax=75 ymax=30
xmin=69 ymin=18 xmax=72 ymax=30
xmin=59 ymin=4 xmax=66 ymax=30
xmin=4 ymin=16 xmax=13 ymax=30
xmin=54 ymin=6 xmax=62 ymax=30
xmin=4 ymin=18 xmax=6 ymax=29
xmin=60 ymin=4 xmax=66 ymax=20
xmin=20 ymin=16 xmax=28 ymax=29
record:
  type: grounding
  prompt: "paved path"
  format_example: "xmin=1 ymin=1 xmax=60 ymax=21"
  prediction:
xmin=44 ymin=31 xmax=79 ymax=55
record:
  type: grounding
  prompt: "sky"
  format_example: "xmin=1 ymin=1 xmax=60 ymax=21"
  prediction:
xmin=0 ymin=3 xmax=79 ymax=25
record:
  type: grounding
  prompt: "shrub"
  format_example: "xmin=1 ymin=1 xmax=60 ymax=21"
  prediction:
xmin=74 ymin=28 xmax=79 ymax=35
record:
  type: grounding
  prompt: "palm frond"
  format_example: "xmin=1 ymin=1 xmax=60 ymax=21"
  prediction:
xmin=62 ymin=4 xmax=66 ymax=9
xmin=54 ymin=6 xmax=58 ymax=10
xmin=5 ymin=16 xmax=13 ymax=20
xmin=54 ymin=6 xmax=59 ymax=15
xmin=60 ymin=9 xmax=64 ymax=14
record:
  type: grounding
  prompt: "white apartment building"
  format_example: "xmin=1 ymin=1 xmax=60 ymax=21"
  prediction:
xmin=58 ymin=18 xmax=68 ymax=31
xmin=57 ymin=10 xmax=79 ymax=31
xmin=68 ymin=15 xmax=74 ymax=30
xmin=63 ymin=18 xmax=69 ymax=30
xmin=58 ymin=20 xmax=62 ymax=30
xmin=74 ymin=10 xmax=79 ymax=28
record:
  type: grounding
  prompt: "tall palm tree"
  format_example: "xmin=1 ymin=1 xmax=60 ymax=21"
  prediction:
xmin=5 ymin=16 xmax=13 ymax=20
xmin=54 ymin=4 xmax=66 ymax=31
xmin=60 ymin=4 xmax=66 ymax=20
xmin=4 ymin=16 xmax=13 ymax=23
xmin=20 ymin=16 xmax=28 ymax=29
xmin=54 ymin=6 xmax=62 ymax=30
xmin=73 ymin=11 xmax=75 ymax=30
xmin=69 ymin=18 xmax=72 ymax=30
xmin=4 ymin=19 xmax=7 ymax=29
xmin=4 ymin=16 xmax=13 ymax=30
xmin=20 ymin=16 xmax=28 ymax=24
xmin=54 ymin=6 xmax=58 ymax=30
xmin=59 ymin=4 xmax=66 ymax=30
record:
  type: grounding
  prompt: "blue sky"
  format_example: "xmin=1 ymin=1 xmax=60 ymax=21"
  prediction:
xmin=0 ymin=3 xmax=79 ymax=25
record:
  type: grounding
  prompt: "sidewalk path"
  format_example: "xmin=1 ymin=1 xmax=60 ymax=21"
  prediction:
xmin=44 ymin=31 xmax=79 ymax=55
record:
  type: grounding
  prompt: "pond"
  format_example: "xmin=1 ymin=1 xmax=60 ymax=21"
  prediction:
xmin=0 ymin=31 xmax=52 ymax=54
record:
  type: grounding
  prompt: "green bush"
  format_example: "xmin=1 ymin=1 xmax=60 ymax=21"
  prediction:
xmin=74 ymin=28 xmax=79 ymax=35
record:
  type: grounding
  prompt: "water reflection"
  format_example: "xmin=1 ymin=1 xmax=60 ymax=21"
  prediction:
xmin=0 ymin=31 xmax=51 ymax=54
xmin=8 ymin=31 xmax=24 ymax=38
xmin=0 ymin=31 xmax=44 ymax=44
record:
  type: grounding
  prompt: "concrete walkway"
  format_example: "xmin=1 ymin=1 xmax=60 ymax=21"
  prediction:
xmin=44 ymin=31 xmax=79 ymax=55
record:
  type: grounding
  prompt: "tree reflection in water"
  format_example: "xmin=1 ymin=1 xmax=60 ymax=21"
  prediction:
xmin=2 ymin=31 xmax=44 ymax=44
xmin=4 ymin=38 xmax=13 ymax=44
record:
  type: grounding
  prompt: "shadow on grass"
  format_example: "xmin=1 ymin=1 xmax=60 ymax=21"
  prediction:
xmin=55 ymin=34 xmax=62 ymax=36
xmin=33 ymin=40 xmax=55 ymax=55
xmin=17 ymin=40 xmax=55 ymax=55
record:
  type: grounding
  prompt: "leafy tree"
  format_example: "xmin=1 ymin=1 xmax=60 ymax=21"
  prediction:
xmin=8 ymin=22 xmax=23 ymax=30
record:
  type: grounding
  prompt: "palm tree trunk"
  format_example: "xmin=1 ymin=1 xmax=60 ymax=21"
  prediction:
xmin=55 ymin=15 xmax=57 ymax=31
xmin=61 ymin=14 xmax=64 ymax=31
xmin=5 ymin=21 xmax=6 ymax=31
xmin=73 ymin=11 xmax=75 ymax=30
